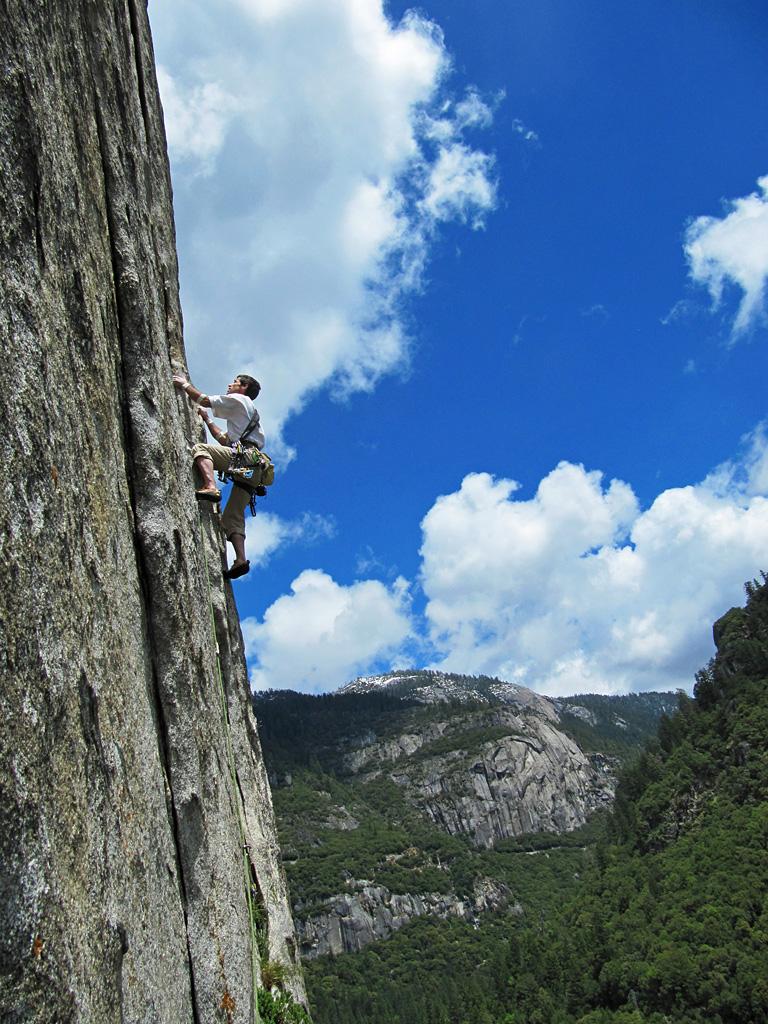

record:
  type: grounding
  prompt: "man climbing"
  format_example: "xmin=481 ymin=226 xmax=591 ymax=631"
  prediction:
xmin=173 ymin=372 xmax=265 ymax=579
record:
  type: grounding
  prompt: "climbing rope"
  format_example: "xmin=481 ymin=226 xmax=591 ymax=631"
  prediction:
xmin=197 ymin=505 xmax=262 ymax=1023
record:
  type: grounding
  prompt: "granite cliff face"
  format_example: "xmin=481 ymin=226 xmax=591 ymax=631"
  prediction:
xmin=342 ymin=677 xmax=615 ymax=848
xmin=289 ymin=696 xmax=613 ymax=957
xmin=0 ymin=3 xmax=303 ymax=1021
xmin=294 ymin=876 xmax=519 ymax=959
xmin=348 ymin=709 xmax=614 ymax=848
xmin=253 ymin=675 xmax=668 ymax=962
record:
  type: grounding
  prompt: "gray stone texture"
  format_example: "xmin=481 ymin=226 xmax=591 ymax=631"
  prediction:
xmin=0 ymin=2 xmax=303 ymax=1021
xmin=347 ymin=708 xmax=615 ymax=848
xmin=294 ymin=877 xmax=520 ymax=958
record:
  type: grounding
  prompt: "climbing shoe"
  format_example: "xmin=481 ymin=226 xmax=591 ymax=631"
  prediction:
xmin=223 ymin=561 xmax=250 ymax=580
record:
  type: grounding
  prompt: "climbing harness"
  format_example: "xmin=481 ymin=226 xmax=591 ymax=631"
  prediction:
xmin=207 ymin=406 xmax=275 ymax=501
xmin=229 ymin=477 xmax=266 ymax=518
xmin=227 ymin=443 xmax=275 ymax=489
xmin=218 ymin=449 xmax=273 ymax=518
xmin=197 ymin=506 xmax=262 ymax=1022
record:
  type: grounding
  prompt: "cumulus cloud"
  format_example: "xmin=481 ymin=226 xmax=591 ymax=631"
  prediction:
xmin=240 ymin=426 xmax=768 ymax=694
xmin=418 ymin=428 xmax=768 ymax=696
xmin=149 ymin=0 xmax=498 ymax=440
xmin=243 ymin=570 xmax=413 ymax=692
xmin=155 ymin=67 xmax=238 ymax=169
xmin=684 ymin=174 xmax=768 ymax=338
xmin=243 ymin=511 xmax=336 ymax=568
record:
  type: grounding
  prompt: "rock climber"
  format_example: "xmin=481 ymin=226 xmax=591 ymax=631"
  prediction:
xmin=173 ymin=372 xmax=264 ymax=579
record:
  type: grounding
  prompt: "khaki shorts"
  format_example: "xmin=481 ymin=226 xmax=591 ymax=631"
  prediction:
xmin=192 ymin=442 xmax=252 ymax=539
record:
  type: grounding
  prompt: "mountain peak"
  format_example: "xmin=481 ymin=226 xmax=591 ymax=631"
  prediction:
xmin=338 ymin=668 xmax=559 ymax=720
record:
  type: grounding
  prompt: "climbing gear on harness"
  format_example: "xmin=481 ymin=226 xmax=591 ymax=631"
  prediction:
xmin=227 ymin=477 xmax=267 ymax=518
xmin=223 ymin=408 xmax=275 ymax=489
xmin=227 ymin=444 xmax=274 ymax=488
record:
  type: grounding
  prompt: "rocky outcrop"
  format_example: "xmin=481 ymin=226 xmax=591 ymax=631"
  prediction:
xmin=294 ymin=877 xmax=519 ymax=958
xmin=0 ymin=3 xmax=303 ymax=1021
xmin=348 ymin=708 xmax=615 ymax=848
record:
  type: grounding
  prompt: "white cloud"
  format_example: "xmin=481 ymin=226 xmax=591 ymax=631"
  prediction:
xmin=418 ymin=428 xmax=768 ymax=696
xmin=684 ymin=174 xmax=768 ymax=338
xmin=455 ymin=90 xmax=495 ymax=132
xmin=660 ymin=298 xmax=699 ymax=326
xmin=510 ymin=117 xmax=539 ymax=143
xmin=580 ymin=304 xmax=609 ymax=322
xmin=244 ymin=511 xmax=335 ymax=567
xmin=243 ymin=570 xmax=413 ymax=692
xmin=355 ymin=545 xmax=389 ymax=576
xmin=420 ymin=143 xmax=497 ymax=227
xmin=149 ymin=0 xmax=498 ymax=441
xmin=240 ymin=426 xmax=768 ymax=696
xmin=511 ymin=313 xmax=545 ymax=346
xmin=155 ymin=67 xmax=238 ymax=169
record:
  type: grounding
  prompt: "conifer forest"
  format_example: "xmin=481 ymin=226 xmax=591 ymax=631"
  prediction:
xmin=255 ymin=577 xmax=768 ymax=1024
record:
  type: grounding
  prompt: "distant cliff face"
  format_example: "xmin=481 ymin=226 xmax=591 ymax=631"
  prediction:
xmin=294 ymin=877 xmax=519 ymax=958
xmin=346 ymin=706 xmax=615 ymax=848
xmin=253 ymin=674 xmax=672 ymax=962
xmin=340 ymin=672 xmax=614 ymax=848
xmin=0 ymin=3 xmax=303 ymax=1021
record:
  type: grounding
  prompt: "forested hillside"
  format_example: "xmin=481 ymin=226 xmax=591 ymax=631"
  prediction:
xmin=254 ymin=677 xmax=673 ymax=918
xmin=285 ymin=576 xmax=768 ymax=1024
xmin=253 ymin=672 xmax=680 ymax=1021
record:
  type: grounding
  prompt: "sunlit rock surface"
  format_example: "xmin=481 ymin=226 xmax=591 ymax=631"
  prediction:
xmin=344 ymin=685 xmax=614 ymax=848
xmin=289 ymin=672 xmax=615 ymax=957
xmin=0 ymin=2 xmax=303 ymax=1019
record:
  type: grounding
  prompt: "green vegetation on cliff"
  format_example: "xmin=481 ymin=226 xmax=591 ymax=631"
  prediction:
xmin=299 ymin=577 xmax=768 ymax=1023
xmin=255 ymin=676 xmax=671 ymax=915
xmin=254 ymin=673 xmax=682 ymax=1021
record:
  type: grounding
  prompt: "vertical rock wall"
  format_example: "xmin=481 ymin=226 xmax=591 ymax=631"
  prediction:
xmin=0 ymin=2 xmax=303 ymax=1021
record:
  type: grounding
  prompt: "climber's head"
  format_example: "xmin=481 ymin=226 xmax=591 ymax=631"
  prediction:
xmin=234 ymin=374 xmax=261 ymax=399
xmin=227 ymin=375 xmax=261 ymax=399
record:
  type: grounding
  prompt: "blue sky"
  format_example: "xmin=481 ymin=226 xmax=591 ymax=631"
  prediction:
xmin=149 ymin=0 xmax=768 ymax=696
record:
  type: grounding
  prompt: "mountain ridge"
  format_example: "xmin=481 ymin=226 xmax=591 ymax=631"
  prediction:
xmin=253 ymin=672 xmax=676 ymax=964
xmin=292 ymin=584 xmax=768 ymax=1024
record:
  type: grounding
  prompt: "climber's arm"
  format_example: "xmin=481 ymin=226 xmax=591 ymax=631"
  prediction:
xmin=197 ymin=407 xmax=229 ymax=445
xmin=172 ymin=375 xmax=211 ymax=407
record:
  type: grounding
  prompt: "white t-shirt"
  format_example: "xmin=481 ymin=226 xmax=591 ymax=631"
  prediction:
xmin=208 ymin=393 xmax=265 ymax=450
